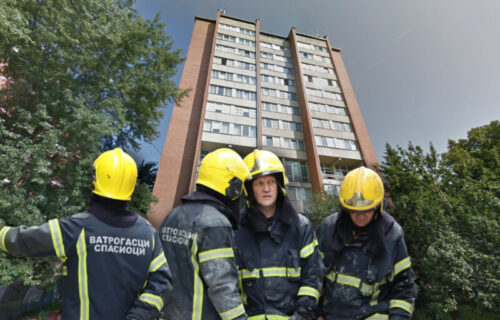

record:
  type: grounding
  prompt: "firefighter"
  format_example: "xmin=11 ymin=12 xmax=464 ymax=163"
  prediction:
xmin=317 ymin=166 xmax=418 ymax=320
xmin=0 ymin=148 xmax=172 ymax=320
xmin=159 ymin=148 xmax=250 ymax=320
xmin=235 ymin=149 xmax=322 ymax=320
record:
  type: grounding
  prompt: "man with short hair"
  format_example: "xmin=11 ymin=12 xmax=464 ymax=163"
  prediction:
xmin=317 ymin=166 xmax=418 ymax=320
xmin=235 ymin=149 xmax=322 ymax=320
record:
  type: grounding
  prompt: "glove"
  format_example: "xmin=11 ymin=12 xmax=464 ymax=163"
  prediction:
xmin=289 ymin=311 xmax=311 ymax=320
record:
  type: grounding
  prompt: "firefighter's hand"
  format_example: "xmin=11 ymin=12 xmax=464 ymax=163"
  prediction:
xmin=317 ymin=317 xmax=325 ymax=320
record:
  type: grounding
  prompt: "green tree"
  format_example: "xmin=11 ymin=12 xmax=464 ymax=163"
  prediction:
xmin=309 ymin=191 xmax=339 ymax=231
xmin=307 ymin=121 xmax=499 ymax=319
xmin=380 ymin=121 xmax=499 ymax=319
xmin=137 ymin=160 xmax=158 ymax=191
xmin=0 ymin=0 xmax=184 ymax=287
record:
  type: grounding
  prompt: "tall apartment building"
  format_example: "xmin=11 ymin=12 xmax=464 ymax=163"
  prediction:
xmin=149 ymin=11 xmax=378 ymax=228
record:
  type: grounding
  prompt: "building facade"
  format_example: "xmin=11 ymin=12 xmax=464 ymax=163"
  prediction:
xmin=149 ymin=11 xmax=378 ymax=228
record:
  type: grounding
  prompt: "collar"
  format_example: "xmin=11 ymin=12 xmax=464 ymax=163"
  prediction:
xmin=88 ymin=195 xmax=138 ymax=228
xmin=241 ymin=195 xmax=299 ymax=243
xmin=331 ymin=210 xmax=395 ymax=256
xmin=182 ymin=191 xmax=239 ymax=229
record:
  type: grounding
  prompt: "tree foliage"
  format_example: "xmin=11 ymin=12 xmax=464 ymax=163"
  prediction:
xmin=380 ymin=121 xmax=499 ymax=318
xmin=307 ymin=121 xmax=499 ymax=318
xmin=309 ymin=191 xmax=339 ymax=231
xmin=0 ymin=0 xmax=184 ymax=287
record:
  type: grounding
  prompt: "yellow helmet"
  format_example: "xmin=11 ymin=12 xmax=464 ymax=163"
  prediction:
xmin=339 ymin=166 xmax=384 ymax=212
xmin=196 ymin=148 xmax=251 ymax=200
xmin=92 ymin=148 xmax=138 ymax=201
xmin=244 ymin=149 xmax=288 ymax=194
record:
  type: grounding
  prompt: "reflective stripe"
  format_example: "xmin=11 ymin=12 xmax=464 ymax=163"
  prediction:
xmin=261 ymin=267 xmax=301 ymax=278
xmin=237 ymin=267 xmax=248 ymax=305
xmin=248 ymin=316 xmax=266 ymax=320
xmin=240 ymin=268 xmax=260 ymax=279
xmin=198 ymin=247 xmax=234 ymax=263
xmin=149 ymin=252 xmax=167 ymax=272
xmin=327 ymin=271 xmax=374 ymax=296
xmin=248 ymin=315 xmax=289 ymax=320
xmin=297 ymin=286 xmax=320 ymax=301
xmin=76 ymin=229 xmax=89 ymax=320
xmin=319 ymin=250 xmax=324 ymax=259
xmin=48 ymin=219 xmax=67 ymax=262
xmin=191 ymin=234 xmax=203 ymax=320
xmin=364 ymin=313 xmax=388 ymax=320
xmin=140 ymin=293 xmax=164 ymax=312
xmin=360 ymin=282 xmax=374 ymax=295
xmin=240 ymin=267 xmax=301 ymax=279
xmin=336 ymin=273 xmax=361 ymax=288
xmin=390 ymin=299 xmax=414 ymax=314
xmin=392 ymin=257 xmax=411 ymax=279
xmin=326 ymin=270 xmax=336 ymax=282
xmin=0 ymin=226 xmax=11 ymax=252
xmin=219 ymin=303 xmax=246 ymax=320
xmin=300 ymin=238 xmax=318 ymax=259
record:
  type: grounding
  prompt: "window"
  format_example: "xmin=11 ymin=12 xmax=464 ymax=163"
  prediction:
xmin=284 ymin=159 xmax=309 ymax=183
xmin=235 ymin=89 xmax=256 ymax=100
xmin=262 ymin=102 xmax=278 ymax=112
xmin=274 ymin=55 xmax=291 ymax=63
xmin=209 ymin=85 xmax=232 ymax=97
xmin=288 ymin=186 xmax=313 ymax=201
xmin=279 ymin=91 xmax=297 ymax=101
xmin=261 ymin=51 xmax=273 ymax=59
xmin=264 ymin=136 xmax=273 ymax=146
xmin=280 ymin=120 xmax=301 ymax=131
xmin=314 ymin=135 xmax=358 ymax=150
xmin=313 ymin=45 xmax=328 ymax=53
xmin=279 ymin=105 xmax=299 ymax=115
xmin=262 ymin=87 xmax=277 ymax=97
xmin=262 ymin=118 xmax=279 ymax=129
xmin=297 ymin=42 xmax=312 ymax=50
xmin=262 ymin=135 xmax=280 ymax=147
xmin=328 ymin=79 xmax=338 ymax=87
xmin=217 ymin=33 xmax=236 ymax=43
xmin=212 ymin=70 xmax=233 ymax=81
xmin=300 ymin=51 xmax=313 ymax=60
xmin=218 ymin=24 xmax=255 ymax=36
xmin=323 ymin=184 xmax=340 ymax=195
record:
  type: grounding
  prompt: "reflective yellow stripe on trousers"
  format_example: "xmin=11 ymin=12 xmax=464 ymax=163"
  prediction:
xmin=76 ymin=229 xmax=89 ymax=320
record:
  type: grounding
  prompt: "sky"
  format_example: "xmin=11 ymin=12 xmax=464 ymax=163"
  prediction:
xmin=131 ymin=0 xmax=500 ymax=164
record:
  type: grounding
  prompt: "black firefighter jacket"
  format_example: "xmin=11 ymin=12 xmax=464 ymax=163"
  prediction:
xmin=159 ymin=191 xmax=247 ymax=320
xmin=234 ymin=197 xmax=322 ymax=320
xmin=317 ymin=211 xmax=418 ymax=320
xmin=0 ymin=208 xmax=171 ymax=320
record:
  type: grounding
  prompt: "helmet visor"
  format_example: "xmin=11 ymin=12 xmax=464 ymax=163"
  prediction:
xmin=225 ymin=177 xmax=244 ymax=200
